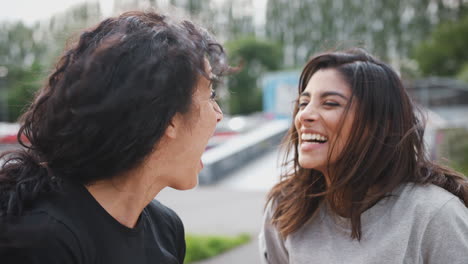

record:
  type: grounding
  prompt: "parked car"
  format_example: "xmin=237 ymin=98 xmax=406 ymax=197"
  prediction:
xmin=0 ymin=122 xmax=27 ymax=144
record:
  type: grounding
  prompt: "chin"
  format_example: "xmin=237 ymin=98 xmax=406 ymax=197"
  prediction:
xmin=298 ymin=158 xmax=325 ymax=170
xmin=170 ymin=174 xmax=198 ymax=190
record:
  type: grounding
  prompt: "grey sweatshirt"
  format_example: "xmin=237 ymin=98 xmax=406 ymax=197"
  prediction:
xmin=259 ymin=183 xmax=468 ymax=264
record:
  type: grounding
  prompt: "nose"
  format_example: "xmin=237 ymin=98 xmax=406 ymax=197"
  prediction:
xmin=214 ymin=102 xmax=223 ymax=123
xmin=298 ymin=104 xmax=318 ymax=124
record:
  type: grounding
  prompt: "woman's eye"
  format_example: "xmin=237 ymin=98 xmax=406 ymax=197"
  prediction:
xmin=298 ymin=102 xmax=308 ymax=108
xmin=210 ymin=89 xmax=217 ymax=100
xmin=324 ymin=101 xmax=340 ymax=107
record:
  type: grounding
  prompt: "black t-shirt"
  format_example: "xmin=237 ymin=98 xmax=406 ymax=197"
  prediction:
xmin=0 ymin=181 xmax=186 ymax=264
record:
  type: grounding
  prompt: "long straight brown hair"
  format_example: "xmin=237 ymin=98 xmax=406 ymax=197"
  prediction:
xmin=267 ymin=48 xmax=468 ymax=240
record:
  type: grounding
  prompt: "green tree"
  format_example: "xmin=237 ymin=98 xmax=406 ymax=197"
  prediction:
xmin=5 ymin=63 xmax=44 ymax=121
xmin=0 ymin=21 xmax=47 ymax=68
xmin=457 ymin=63 xmax=468 ymax=83
xmin=0 ymin=2 xmax=102 ymax=122
xmin=266 ymin=0 xmax=467 ymax=67
xmin=414 ymin=14 xmax=468 ymax=76
xmin=0 ymin=22 xmax=46 ymax=121
xmin=226 ymin=37 xmax=282 ymax=115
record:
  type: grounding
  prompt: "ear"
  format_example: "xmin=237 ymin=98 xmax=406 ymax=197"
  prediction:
xmin=165 ymin=113 xmax=182 ymax=139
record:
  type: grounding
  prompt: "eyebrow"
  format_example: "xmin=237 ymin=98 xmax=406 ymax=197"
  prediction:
xmin=300 ymin=91 xmax=349 ymax=101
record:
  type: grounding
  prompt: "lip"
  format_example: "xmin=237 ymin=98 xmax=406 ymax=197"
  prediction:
xmin=300 ymin=128 xmax=327 ymax=137
xmin=299 ymin=141 xmax=327 ymax=151
xmin=299 ymin=128 xmax=329 ymax=148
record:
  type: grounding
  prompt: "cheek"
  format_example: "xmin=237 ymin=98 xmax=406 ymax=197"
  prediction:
xmin=337 ymin=121 xmax=354 ymax=149
xmin=340 ymin=109 xmax=355 ymax=136
xmin=324 ymin=112 xmax=341 ymax=130
xmin=198 ymin=104 xmax=218 ymax=131
xmin=294 ymin=113 xmax=301 ymax=130
xmin=205 ymin=106 xmax=217 ymax=125
xmin=328 ymin=113 xmax=355 ymax=154
xmin=319 ymin=113 xmax=344 ymax=154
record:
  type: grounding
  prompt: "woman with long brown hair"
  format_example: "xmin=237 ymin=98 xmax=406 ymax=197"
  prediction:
xmin=0 ymin=10 xmax=230 ymax=263
xmin=260 ymin=49 xmax=468 ymax=264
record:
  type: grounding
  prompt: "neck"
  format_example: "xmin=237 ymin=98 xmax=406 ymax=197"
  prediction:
xmin=85 ymin=166 xmax=166 ymax=228
xmin=325 ymin=182 xmax=381 ymax=218
xmin=327 ymin=192 xmax=352 ymax=218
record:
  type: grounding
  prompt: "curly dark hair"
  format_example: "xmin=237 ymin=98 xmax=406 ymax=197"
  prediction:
xmin=0 ymin=11 xmax=230 ymax=219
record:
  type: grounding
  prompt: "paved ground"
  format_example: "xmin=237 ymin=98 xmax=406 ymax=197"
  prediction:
xmin=158 ymin=187 xmax=268 ymax=236
xmin=157 ymin=149 xmax=282 ymax=264
xmin=158 ymin=187 xmax=265 ymax=264
xmin=215 ymin=149 xmax=283 ymax=192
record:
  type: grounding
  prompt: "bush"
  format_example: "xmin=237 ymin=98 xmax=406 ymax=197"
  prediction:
xmin=413 ymin=15 xmax=468 ymax=76
xmin=5 ymin=63 xmax=44 ymax=122
xmin=437 ymin=128 xmax=468 ymax=176
xmin=457 ymin=63 xmax=468 ymax=84
xmin=185 ymin=233 xmax=250 ymax=263
xmin=226 ymin=37 xmax=283 ymax=115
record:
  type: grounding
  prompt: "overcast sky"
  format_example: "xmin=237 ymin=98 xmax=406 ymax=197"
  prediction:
xmin=0 ymin=0 xmax=115 ymax=25
xmin=0 ymin=0 xmax=266 ymax=26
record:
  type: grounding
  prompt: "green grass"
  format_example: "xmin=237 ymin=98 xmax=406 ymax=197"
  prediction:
xmin=185 ymin=233 xmax=251 ymax=263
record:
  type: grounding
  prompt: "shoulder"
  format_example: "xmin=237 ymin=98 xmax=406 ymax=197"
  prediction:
xmin=264 ymin=199 xmax=275 ymax=219
xmin=412 ymin=186 xmax=468 ymax=263
xmin=259 ymin=199 xmax=290 ymax=264
xmin=145 ymin=199 xmax=186 ymax=261
xmin=429 ymin=195 xmax=468 ymax=223
xmin=393 ymin=183 xmax=465 ymax=217
xmin=397 ymin=182 xmax=456 ymax=201
xmin=264 ymin=198 xmax=283 ymax=221
xmin=1 ymin=211 xmax=84 ymax=263
xmin=147 ymin=200 xmax=182 ymax=221
xmin=390 ymin=183 xmax=468 ymax=242
xmin=145 ymin=199 xmax=184 ymax=231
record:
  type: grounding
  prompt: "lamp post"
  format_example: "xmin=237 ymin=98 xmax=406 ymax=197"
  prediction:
xmin=0 ymin=66 xmax=9 ymax=122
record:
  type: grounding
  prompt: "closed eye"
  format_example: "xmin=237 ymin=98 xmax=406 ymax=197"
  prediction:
xmin=324 ymin=101 xmax=340 ymax=107
xmin=298 ymin=101 xmax=309 ymax=109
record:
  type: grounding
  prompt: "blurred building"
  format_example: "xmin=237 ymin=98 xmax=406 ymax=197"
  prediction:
xmin=406 ymin=77 xmax=468 ymax=128
xmin=262 ymin=70 xmax=300 ymax=119
xmin=406 ymin=77 xmax=468 ymax=107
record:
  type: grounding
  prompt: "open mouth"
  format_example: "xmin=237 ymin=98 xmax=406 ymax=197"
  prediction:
xmin=301 ymin=133 xmax=328 ymax=144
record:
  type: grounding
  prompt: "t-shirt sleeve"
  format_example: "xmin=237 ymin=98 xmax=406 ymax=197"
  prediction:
xmin=173 ymin=210 xmax=186 ymax=264
xmin=421 ymin=197 xmax=468 ymax=264
xmin=1 ymin=213 xmax=82 ymax=264
xmin=259 ymin=201 xmax=289 ymax=264
xmin=146 ymin=200 xmax=187 ymax=263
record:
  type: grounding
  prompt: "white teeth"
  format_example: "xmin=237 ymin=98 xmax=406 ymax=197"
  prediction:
xmin=301 ymin=133 xmax=328 ymax=141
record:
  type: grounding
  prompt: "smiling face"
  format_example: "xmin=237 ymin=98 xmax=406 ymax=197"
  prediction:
xmin=295 ymin=68 xmax=355 ymax=175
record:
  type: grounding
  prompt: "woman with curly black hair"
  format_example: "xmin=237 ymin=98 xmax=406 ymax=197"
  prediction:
xmin=0 ymin=10 xmax=230 ymax=264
